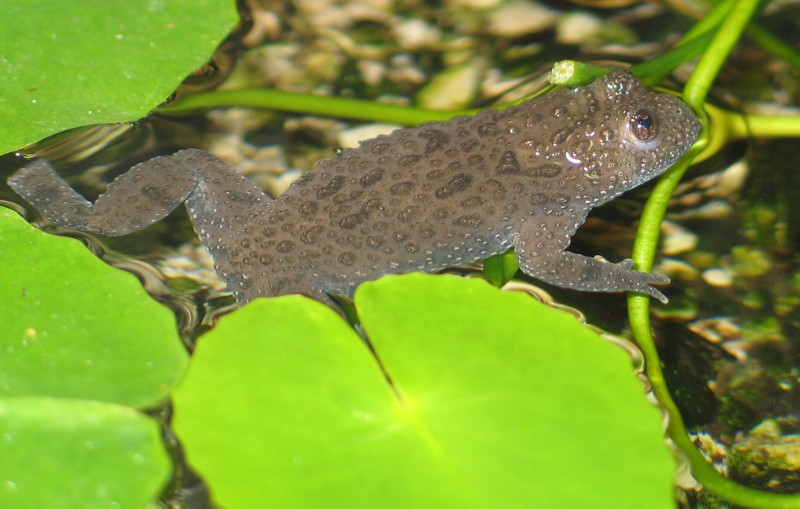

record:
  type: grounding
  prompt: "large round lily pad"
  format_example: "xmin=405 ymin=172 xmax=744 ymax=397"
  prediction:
xmin=173 ymin=273 xmax=674 ymax=508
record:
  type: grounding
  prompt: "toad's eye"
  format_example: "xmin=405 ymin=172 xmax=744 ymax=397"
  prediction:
xmin=628 ymin=110 xmax=658 ymax=142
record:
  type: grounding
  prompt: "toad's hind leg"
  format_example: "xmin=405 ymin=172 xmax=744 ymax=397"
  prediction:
xmin=10 ymin=149 xmax=275 ymax=304
xmin=179 ymin=149 xmax=273 ymax=304
xmin=8 ymin=151 xmax=200 ymax=236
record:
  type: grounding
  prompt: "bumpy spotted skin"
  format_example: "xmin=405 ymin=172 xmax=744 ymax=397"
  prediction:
xmin=8 ymin=70 xmax=699 ymax=307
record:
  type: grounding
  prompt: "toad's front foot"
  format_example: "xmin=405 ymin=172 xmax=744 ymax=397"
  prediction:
xmin=613 ymin=258 xmax=669 ymax=303
xmin=518 ymin=251 xmax=670 ymax=303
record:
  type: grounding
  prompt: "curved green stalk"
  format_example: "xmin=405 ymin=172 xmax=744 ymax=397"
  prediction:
xmin=695 ymin=103 xmax=744 ymax=163
xmin=158 ymin=88 xmax=474 ymax=126
xmin=682 ymin=0 xmax=761 ymax=108
xmin=744 ymin=113 xmax=800 ymax=137
xmin=630 ymin=0 xmax=800 ymax=506
xmin=629 ymin=295 xmax=800 ymax=509
xmin=632 ymin=0 xmax=733 ymax=85
xmin=697 ymin=105 xmax=800 ymax=163
xmin=747 ymin=22 xmax=800 ymax=69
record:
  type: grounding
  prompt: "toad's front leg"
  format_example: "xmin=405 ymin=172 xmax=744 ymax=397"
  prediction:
xmin=515 ymin=234 xmax=669 ymax=302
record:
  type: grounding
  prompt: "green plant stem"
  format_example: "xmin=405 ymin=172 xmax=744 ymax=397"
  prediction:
xmin=549 ymin=61 xmax=613 ymax=86
xmin=745 ymin=114 xmax=800 ymax=137
xmin=683 ymin=0 xmax=761 ymax=108
xmin=698 ymin=105 xmax=800 ymax=162
xmin=629 ymin=297 xmax=800 ymax=509
xmin=630 ymin=0 xmax=800 ymax=506
xmin=158 ymin=88 xmax=474 ymax=126
xmin=747 ymin=22 xmax=800 ymax=69
xmin=632 ymin=0 xmax=733 ymax=85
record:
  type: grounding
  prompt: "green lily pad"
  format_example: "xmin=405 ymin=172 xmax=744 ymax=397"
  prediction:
xmin=0 ymin=0 xmax=238 ymax=155
xmin=173 ymin=274 xmax=674 ymax=508
xmin=0 ymin=396 xmax=171 ymax=509
xmin=0 ymin=208 xmax=188 ymax=408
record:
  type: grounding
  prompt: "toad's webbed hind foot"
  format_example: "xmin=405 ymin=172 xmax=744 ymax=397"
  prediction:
xmin=8 ymin=154 xmax=198 ymax=236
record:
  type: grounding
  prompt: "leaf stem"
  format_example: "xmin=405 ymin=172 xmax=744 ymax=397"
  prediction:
xmin=683 ymin=0 xmax=761 ymax=109
xmin=629 ymin=0 xmax=800 ymax=506
xmin=158 ymin=88 xmax=473 ymax=126
xmin=747 ymin=22 xmax=800 ymax=69
xmin=632 ymin=0 xmax=733 ymax=85
xmin=629 ymin=296 xmax=800 ymax=509
xmin=697 ymin=105 xmax=800 ymax=163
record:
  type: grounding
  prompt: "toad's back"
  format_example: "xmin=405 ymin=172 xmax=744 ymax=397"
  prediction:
xmin=9 ymin=70 xmax=700 ymax=307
